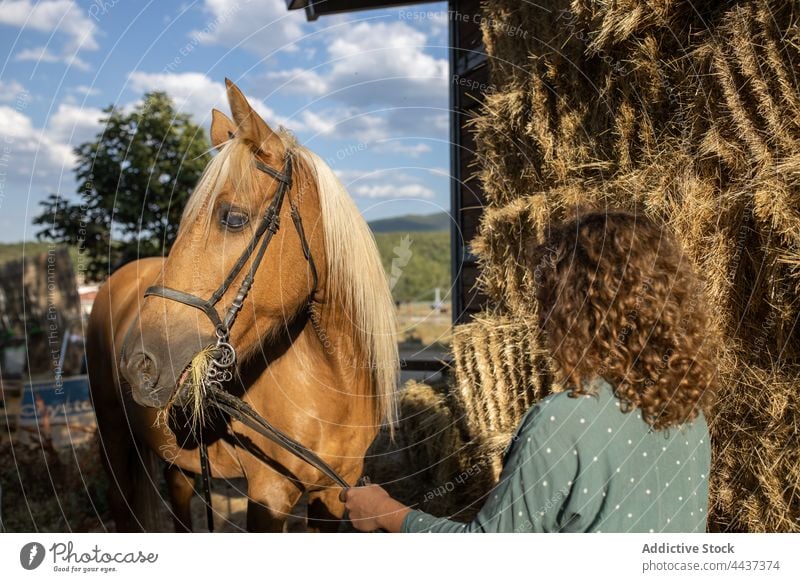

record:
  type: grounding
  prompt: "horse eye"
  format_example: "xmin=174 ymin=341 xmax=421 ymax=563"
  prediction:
xmin=219 ymin=206 xmax=249 ymax=231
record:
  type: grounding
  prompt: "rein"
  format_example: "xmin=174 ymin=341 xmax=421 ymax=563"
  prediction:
xmin=144 ymin=150 xmax=351 ymax=531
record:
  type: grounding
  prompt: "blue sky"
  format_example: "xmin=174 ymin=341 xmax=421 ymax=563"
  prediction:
xmin=0 ymin=0 xmax=450 ymax=243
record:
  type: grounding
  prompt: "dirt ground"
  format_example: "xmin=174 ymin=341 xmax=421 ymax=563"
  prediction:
xmin=397 ymin=301 xmax=452 ymax=351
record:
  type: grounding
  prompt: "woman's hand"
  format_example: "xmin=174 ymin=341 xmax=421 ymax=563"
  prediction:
xmin=345 ymin=485 xmax=412 ymax=532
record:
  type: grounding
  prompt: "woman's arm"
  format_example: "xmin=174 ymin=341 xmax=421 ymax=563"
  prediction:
xmin=346 ymin=401 xmax=580 ymax=533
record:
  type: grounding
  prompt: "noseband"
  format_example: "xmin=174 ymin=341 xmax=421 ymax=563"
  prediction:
xmin=143 ymin=150 xmax=351 ymax=531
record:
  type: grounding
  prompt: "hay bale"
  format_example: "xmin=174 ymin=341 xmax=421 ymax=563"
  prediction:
xmin=473 ymin=0 xmax=710 ymax=207
xmin=362 ymin=381 xmax=497 ymax=520
xmin=474 ymin=0 xmax=800 ymax=208
xmin=460 ymin=0 xmax=800 ymax=531
xmin=473 ymin=178 xmax=800 ymax=357
xmin=688 ymin=2 xmax=800 ymax=179
xmin=469 ymin=194 xmax=551 ymax=316
xmin=450 ymin=314 xmax=558 ymax=442
xmin=708 ymin=360 xmax=800 ymax=531
xmin=566 ymin=1 xmax=724 ymax=55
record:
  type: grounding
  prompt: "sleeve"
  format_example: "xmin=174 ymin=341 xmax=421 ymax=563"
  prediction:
xmin=401 ymin=401 xmax=579 ymax=533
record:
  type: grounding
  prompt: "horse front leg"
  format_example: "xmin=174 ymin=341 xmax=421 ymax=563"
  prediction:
xmin=307 ymin=488 xmax=346 ymax=533
xmin=164 ymin=465 xmax=195 ymax=532
xmin=246 ymin=475 xmax=302 ymax=532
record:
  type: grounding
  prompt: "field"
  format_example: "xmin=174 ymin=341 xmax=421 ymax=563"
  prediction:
xmin=397 ymin=301 xmax=452 ymax=349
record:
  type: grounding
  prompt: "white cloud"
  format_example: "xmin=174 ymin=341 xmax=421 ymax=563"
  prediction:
xmin=325 ymin=21 xmax=446 ymax=104
xmin=290 ymin=106 xmax=447 ymax=152
xmin=0 ymin=102 xmax=103 ymax=221
xmin=377 ymin=141 xmax=432 ymax=157
xmin=298 ymin=109 xmax=337 ymax=136
xmin=0 ymin=105 xmax=77 ymax=243
xmin=299 ymin=108 xmax=390 ymax=142
xmin=265 ymin=21 xmax=447 ymax=107
xmin=0 ymin=79 xmax=26 ymax=102
xmin=257 ymin=19 xmax=448 ymax=154
xmin=352 ymin=183 xmax=435 ymax=199
xmin=15 ymin=46 xmax=90 ymax=71
xmin=337 ymin=113 xmax=391 ymax=143
xmin=423 ymin=10 xmax=449 ymax=42
xmin=47 ymin=103 xmax=104 ymax=146
xmin=0 ymin=0 xmax=98 ymax=50
xmin=333 ymin=169 xmax=446 ymax=205
xmin=0 ymin=0 xmax=98 ymax=70
xmin=193 ymin=0 xmax=306 ymax=57
xmin=0 ymin=105 xmax=75 ymax=181
xmin=332 ymin=168 xmax=371 ymax=183
xmin=264 ymin=68 xmax=327 ymax=95
xmin=127 ymin=71 xmax=303 ymax=131
xmin=72 ymin=85 xmax=101 ymax=97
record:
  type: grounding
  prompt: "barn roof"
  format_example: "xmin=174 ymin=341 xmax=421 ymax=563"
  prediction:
xmin=285 ymin=1 xmax=433 ymax=21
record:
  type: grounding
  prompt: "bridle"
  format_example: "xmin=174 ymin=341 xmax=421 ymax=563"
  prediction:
xmin=145 ymin=151 xmax=312 ymax=374
xmin=144 ymin=149 xmax=351 ymax=531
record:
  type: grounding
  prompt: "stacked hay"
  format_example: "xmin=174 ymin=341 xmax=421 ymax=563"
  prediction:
xmin=709 ymin=360 xmax=800 ymax=532
xmin=451 ymin=315 xmax=552 ymax=436
xmin=449 ymin=315 xmax=558 ymax=480
xmin=454 ymin=0 xmax=800 ymax=531
xmin=362 ymin=381 xmax=497 ymax=520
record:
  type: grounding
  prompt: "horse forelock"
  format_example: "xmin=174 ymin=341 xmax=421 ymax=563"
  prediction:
xmin=179 ymin=129 xmax=299 ymax=239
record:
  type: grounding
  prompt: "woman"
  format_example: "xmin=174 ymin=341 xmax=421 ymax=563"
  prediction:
xmin=346 ymin=209 xmax=718 ymax=533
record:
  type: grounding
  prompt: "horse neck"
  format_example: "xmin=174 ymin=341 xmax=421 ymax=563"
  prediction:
xmin=243 ymin=300 xmax=375 ymax=426
xmin=306 ymin=300 xmax=371 ymax=395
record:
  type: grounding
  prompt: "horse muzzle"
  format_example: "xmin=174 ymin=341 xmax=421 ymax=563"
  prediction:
xmin=120 ymin=330 xmax=213 ymax=409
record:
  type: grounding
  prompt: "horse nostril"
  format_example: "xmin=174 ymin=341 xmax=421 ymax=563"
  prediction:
xmin=129 ymin=351 xmax=160 ymax=388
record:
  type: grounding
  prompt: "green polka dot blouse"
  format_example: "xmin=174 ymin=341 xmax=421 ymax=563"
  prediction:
xmin=402 ymin=378 xmax=710 ymax=533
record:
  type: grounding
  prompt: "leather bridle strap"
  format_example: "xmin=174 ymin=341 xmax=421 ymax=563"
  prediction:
xmin=199 ymin=440 xmax=214 ymax=531
xmin=206 ymin=384 xmax=350 ymax=495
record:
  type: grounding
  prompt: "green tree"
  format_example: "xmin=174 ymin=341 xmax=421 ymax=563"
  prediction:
xmin=34 ymin=92 xmax=211 ymax=281
xmin=373 ymin=231 xmax=451 ymax=302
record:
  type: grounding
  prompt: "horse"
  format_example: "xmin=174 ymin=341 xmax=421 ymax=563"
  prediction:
xmin=86 ymin=79 xmax=398 ymax=532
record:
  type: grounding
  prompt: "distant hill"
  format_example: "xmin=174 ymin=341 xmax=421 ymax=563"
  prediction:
xmin=3 ymin=211 xmax=453 ymax=302
xmin=368 ymin=212 xmax=450 ymax=233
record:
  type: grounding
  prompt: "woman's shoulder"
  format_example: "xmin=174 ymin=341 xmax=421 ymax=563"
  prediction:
xmin=527 ymin=377 xmax=617 ymax=415
xmin=512 ymin=379 xmax=612 ymax=436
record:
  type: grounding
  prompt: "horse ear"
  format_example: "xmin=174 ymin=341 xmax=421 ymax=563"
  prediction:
xmin=224 ymin=78 xmax=282 ymax=152
xmin=210 ymin=109 xmax=235 ymax=150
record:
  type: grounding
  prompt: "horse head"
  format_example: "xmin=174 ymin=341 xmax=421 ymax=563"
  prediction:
xmin=120 ymin=80 xmax=325 ymax=409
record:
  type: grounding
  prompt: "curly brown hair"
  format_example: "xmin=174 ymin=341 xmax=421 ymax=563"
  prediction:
xmin=530 ymin=208 xmax=718 ymax=430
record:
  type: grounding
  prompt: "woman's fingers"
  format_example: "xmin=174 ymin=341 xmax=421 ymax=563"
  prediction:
xmin=345 ymin=485 xmax=388 ymax=531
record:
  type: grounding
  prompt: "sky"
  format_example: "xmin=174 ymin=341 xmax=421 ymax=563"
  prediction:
xmin=0 ymin=0 xmax=450 ymax=243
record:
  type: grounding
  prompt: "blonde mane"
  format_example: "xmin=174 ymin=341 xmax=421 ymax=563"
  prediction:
xmin=179 ymin=133 xmax=399 ymax=430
